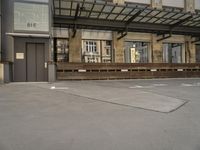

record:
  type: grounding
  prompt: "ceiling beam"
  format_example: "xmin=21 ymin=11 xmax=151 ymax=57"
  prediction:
xmin=125 ymin=10 xmax=142 ymax=26
xmin=157 ymin=32 xmax=172 ymax=42
xmin=54 ymin=15 xmax=200 ymax=36
xmin=192 ymin=38 xmax=200 ymax=43
xmin=170 ymin=15 xmax=193 ymax=29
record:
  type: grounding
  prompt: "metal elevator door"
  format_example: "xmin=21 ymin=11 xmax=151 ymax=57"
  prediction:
xmin=26 ymin=43 xmax=45 ymax=82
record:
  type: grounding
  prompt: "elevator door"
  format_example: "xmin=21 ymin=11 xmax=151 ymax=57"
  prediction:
xmin=26 ymin=43 xmax=45 ymax=82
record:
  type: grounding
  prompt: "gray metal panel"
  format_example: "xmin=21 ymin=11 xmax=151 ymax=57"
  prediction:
xmin=36 ymin=43 xmax=45 ymax=81
xmin=13 ymin=37 xmax=49 ymax=82
xmin=14 ymin=38 xmax=27 ymax=82
xmin=27 ymin=43 xmax=37 ymax=82
xmin=2 ymin=0 xmax=14 ymax=62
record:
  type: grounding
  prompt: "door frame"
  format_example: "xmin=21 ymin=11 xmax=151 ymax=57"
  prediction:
xmin=26 ymin=42 xmax=46 ymax=82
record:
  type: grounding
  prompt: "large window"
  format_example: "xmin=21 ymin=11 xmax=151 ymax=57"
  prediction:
xmin=55 ymin=39 xmax=69 ymax=62
xmin=125 ymin=41 xmax=150 ymax=63
xmin=85 ymin=41 xmax=97 ymax=53
xmin=163 ymin=43 xmax=182 ymax=63
xmin=196 ymin=44 xmax=200 ymax=63
xmin=82 ymin=40 xmax=112 ymax=63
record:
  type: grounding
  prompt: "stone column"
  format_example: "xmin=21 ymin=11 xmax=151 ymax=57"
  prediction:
xmin=69 ymin=29 xmax=82 ymax=63
xmin=184 ymin=0 xmax=196 ymax=63
xmin=185 ymin=36 xmax=196 ymax=63
xmin=112 ymin=32 xmax=124 ymax=63
xmin=185 ymin=0 xmax=195 ymax=13
xmin=151 ymin=0 xmax=162 ymax=9
xmin=112 ymin=0 xmax=124 ymax=5
xmin=48 ymin=62 xmax=56 ymax=82
xmin=151 ymin=34 xmax=163 ymax=63
xmin=0 ymin=62 xmax=12 ymax=83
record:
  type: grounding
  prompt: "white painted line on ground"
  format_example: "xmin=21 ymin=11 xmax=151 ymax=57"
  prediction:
xmin=181 ymin=83 xmax=200 ymax=87
xmin=153 ymin=84 xmax=168 ymax=87
xmin=129 ymin=85 xmax=143 ymax=89
xmin=50 ymin=86 xmax=69 ymax=90
xmin=129 ymin=85 xmax=154 ymax=89
xmin=181 ymin=83 xmax=193 ymax=87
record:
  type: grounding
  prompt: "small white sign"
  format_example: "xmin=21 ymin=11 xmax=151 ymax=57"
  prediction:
xmin=151 ymin=69 xmax=157 ymax=72
xmin=16 ymin=53 xmax=24 ymax=59
xmin=121 ymin=69 xmax=128 ymax=72
xmin=177 ymin=69 xmax=183 ymax=72
xmin=78 ymin=69 xmax=86 ymax=72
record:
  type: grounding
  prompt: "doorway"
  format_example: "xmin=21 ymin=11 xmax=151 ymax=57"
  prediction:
xmin=26 ymin=43 xmax=46 ymax=82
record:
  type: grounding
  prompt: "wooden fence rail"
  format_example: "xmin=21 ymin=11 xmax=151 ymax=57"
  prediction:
xmin=56 ymin=63 xmax=200 ymax=80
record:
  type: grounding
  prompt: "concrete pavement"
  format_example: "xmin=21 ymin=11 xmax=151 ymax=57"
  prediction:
xmin=0 ymin=78 xmax=200 ymax=150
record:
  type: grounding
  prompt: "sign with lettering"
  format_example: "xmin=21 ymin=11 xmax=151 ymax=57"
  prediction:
xmin=14 ymin=2 xmax=49 ymax=32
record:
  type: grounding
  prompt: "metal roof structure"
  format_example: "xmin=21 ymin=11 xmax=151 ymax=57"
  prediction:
xmin=53 ymin=0 xmax=200 ymax=38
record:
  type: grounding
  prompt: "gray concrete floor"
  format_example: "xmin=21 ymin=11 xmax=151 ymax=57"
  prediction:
xmin=0 ymin=78 xmax=200 ymax=150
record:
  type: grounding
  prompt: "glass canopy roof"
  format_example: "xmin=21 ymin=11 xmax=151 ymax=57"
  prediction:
xmin=53 ymin=0 xmax=200 ymax=36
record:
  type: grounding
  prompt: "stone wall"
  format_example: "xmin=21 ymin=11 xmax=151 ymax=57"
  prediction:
xmin=69 ymin=29 xmax=82 ymax=63
xmin=112 ymin=32 xmax=125 ymax=63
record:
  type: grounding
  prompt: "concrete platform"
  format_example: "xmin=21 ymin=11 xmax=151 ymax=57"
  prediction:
xmin=46 ymin=82 xmax=187 ymax=113
xmin=0 ymin=78 xmax=200 ymax=150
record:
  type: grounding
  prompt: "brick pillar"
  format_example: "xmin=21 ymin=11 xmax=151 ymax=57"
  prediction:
xmin=112 ymin=32 xmax=124 ymax=63
xmin=69 ymin=29 xmax=82 ymax=63
xmin=151 ymin=0 xmax=162 ymax=9
xmin=185 ymin=36 xmax=196 ymax=63
xmin=151 ymin=34 xmax=163 ymax=63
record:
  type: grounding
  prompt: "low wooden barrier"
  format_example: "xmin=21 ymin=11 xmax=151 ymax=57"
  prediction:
xmin=56 ymin=63 xmax=200 ymax=80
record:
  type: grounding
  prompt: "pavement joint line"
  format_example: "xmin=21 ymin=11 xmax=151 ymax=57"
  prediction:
xmin=10 ymin=81 xmax=192 ymax=113
xmin=58 ymin=91 xmax=174 ymax=114
xmin=132 ymin=87 xmax=190 ymax=105
xmin=29 ymin=83 xmax=177 ymax=113
xmin=48 ymin=85 xmax=189 ymax=113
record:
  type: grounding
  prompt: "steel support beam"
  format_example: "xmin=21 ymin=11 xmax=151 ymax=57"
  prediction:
xmin=125 ymin=10 xmax=142 ymax=26
xmin=192 ymin=38 xmax=200 ymax=43
xmin=157 ymin=32 xmax=172 ymax=42
xmin=54 ymin=15 xmax=200 ymax=36
xmin=170 ymin=15 xmax=193 ymax=29
xmin=72 ymin=3 xmax=80 ymax=38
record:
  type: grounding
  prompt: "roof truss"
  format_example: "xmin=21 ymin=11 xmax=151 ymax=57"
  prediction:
xmin=53 ymin=0 xmax=200 ymax=36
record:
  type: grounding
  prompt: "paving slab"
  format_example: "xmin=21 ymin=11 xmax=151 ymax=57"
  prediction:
xmin=33 ymin=82 xmax=188 ymax=113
